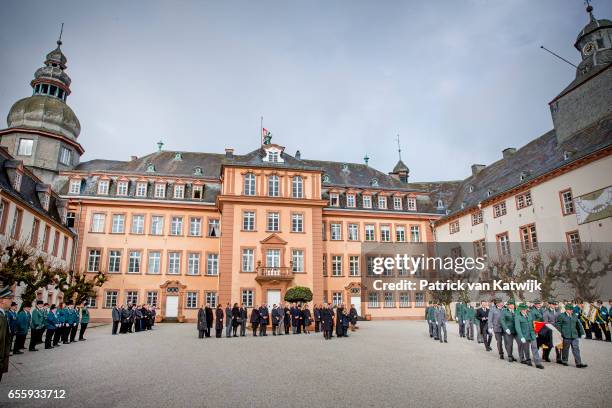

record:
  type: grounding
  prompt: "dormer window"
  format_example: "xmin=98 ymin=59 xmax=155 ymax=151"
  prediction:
xmin=97 ymin=180 xmax=109 ymax=195
xmin=117 ymin=181 xmax=129 ymax=196
xmin=330 ymin=193 xmax=340 ymax=207
xmin=378 ymin=196 xmax=387 ymax=209
xmin=154 ymin=183 xmax=166 ymax=198
xmin=174 ymin=184 xmax=185 ymax=199
xmin=393 ymin=197 xmax=402 ymax=210
xmin=371 ymin=178 xmax=379 ymax=187
xmin=135 ymin=182 xmax=147 ymax=197
xmin=342 ymin=164 xmax=350 ymax=173
xmin=69 ymin=179 xmax=81 ymax=194
xmin=346 ymin=194 xmax=356 ymax=208
xmin=563 ymin=151 xmax=572 ymax=161
xmin=322 ymin=174 xmax=330 ymax=183
xmin=174 ymin=152 xmax=182 ymax=161
xmin=192 ymin=185 xmax=203 ymax=200
xmin=362 ymin=195 xmax=372 ymax=209
xmin=436 ymin=199 xmax=444 ymax=210
xmin=468 ymin=185 xmax=474 ymax=193
xmin=487 ymin=190 xmax=493 ymax=197
xmin=407 ymin=197 xmax=417 ymax=211
xmin=146 ymin=163 xmax=155 ymax=173
xmin=194 ymin=167 xmax=203 ymax=176
xmin=262 ymin=146 xmax=284 ymax=163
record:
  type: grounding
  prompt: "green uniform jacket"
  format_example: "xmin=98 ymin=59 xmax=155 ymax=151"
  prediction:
xmin=81 ymin=307 xmax=90 ymax=324
xmin=455 ymin=303 xmax=465 ymax=321
xmin=31 ymin=308 xmax=45 ymax=329
xmin=555 ymin=312 xmax=585 ymax=339
xmin=529 ymin=307 xmax=543 ymax=322
xmin=500 ymin=308 xmax=517 ymax=334
xmin=16 ymin=310 xmax=31 ymax=335
xmin=57 ymin=308 xmax=65 ymax=324
xmin=464 ymin=307 xmax=475 ymax=322
xmin=515 ymin=312 xmax=536 ymax=342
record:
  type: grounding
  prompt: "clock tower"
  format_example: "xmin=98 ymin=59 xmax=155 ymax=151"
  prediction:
xmin=550 ymin=3 xmax=612 ymax=143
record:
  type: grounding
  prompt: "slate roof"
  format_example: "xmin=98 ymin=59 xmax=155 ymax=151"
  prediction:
xmin=304 ymin=159 xmax=416 ymax=191
xmin=439 ymin=113 xmax=612 ymax=219
xmin=76 ymin=151 xmax=225 ymax=179
xmin=0 ymin=149 xmax=71 ymax=232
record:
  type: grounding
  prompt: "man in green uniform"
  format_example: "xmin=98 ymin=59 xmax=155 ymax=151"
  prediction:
xmin=515 ymin=303 xmax=544 ymax=369
xmin=500 ymin=299 xmax=518 ymax=362
xmin=556 ymin=303 xmax=587 ymax=368
xmin=79 ymin=301 xmax=90 ymax=341
xmin=53 ymin=303 xmax=65 ymax=346
xmin=455 ymin=301 xmax=466 ymax=338
xmin=30 ymin=300 xmax=45 ymax=351
xmin=0 ymin=287 xmax=14 ymax=382
xmin=464 ymin=303 xmax=476 ymax=340
xmin=13 ymin=304 xmax=31 ymax=354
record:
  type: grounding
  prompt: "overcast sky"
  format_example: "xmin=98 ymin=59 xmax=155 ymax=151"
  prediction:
xmin=1 ymin=0 xmax=610 ymax=181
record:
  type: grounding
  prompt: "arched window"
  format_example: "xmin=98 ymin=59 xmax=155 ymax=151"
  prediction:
xmin=244 ymin=173 xmax=256 ymax=196
xmin=292 ymin=176 xmax=303 ymax=198
xmin=268 ymin=175 xmax=279 ymax=197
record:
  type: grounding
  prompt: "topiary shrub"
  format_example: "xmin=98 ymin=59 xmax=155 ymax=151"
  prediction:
xmin=284 ymin=286 xmax=313 ymax=303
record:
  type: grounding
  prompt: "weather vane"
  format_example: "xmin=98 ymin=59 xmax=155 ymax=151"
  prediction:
xmin=396 ymin=134 xmax=402 ymax=161
xmin=58 ymin=23 xmax=64 ymax=45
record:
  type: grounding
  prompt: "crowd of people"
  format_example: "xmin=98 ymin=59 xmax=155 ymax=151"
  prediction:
xmin=426 ymin=298 xmax=612 ymax=369
xmin=195 ymin=303 xmax=359 ymax=340
xmin=0 ymin=287 xmax=92 ymax=382
xmin=110 ymin=303 xmax=157 ymax=334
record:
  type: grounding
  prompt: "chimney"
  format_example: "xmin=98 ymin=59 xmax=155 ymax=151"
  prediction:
xmin=295 ymin=150 xmax=301 ymax=160
xmin=130 ymin=155 xmax=138 ymax=161
xmin=502 ymin=148 xmax=516 ymax=159
xmin=471 ymin=164 xmax=485 ymax=176
xmin=225 ymin=148 xmax=234 ymax=159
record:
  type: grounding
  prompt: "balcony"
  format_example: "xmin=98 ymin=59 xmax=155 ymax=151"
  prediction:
xmin=255 ymin=266 xmax=294 ymax=282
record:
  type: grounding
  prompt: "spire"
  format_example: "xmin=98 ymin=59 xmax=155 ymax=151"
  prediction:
xmin=157 ymin=140 xmax=164 ymax=151
xmin=396 ymin=134 xmax=402 ymax=161
xmin=363 ymin=153 xmax=369 ymax=166
xmin=585 ymin=1 xmax=595 ymax=22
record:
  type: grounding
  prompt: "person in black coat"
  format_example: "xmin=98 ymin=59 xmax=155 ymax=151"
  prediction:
xmin=314 ymin=305 xmax=321 ymax=333
xmin=271 ymin=305 xmax=281 ymax=336
xmin=322 ymin=303 xmax=334 ymax=340
xmin=335 ymin=305 xmax=344 ymax=337
xmin=239 ymin=304 xmax=247 ymax=337
xmin=283 ymin=305 xmax=291 ymax=334
xmin=302 ymin=304 xmax=311 ymax=334
xmin=197 ymin=305 xmax=207 ymax=339
xmin=231 ymin=303 xmax=240 ymax=337
xmin=258 ymin=304 xmax=269 ymax=336
xmin=204 ymin=304 xmax=213 ymax=337
xmin=250 ymin=305 xmax=260 ymax=336
xmin=215 ymin=305 xmax=224 ymax=338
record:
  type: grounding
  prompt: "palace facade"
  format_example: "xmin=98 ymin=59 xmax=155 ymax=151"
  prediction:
xmin=1 ymin=7 xmax=611 ymax=321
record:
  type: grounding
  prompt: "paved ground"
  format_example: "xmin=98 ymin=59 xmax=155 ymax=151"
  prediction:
xmin=0 ymin=321 xmax=610 ymax=408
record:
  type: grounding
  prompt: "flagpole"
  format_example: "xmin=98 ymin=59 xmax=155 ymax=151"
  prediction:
xmin=260 ymin=116 xmax=263 ymax=146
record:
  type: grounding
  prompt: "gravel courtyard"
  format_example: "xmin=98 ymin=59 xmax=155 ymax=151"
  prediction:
xmin=0 ymin=321 xmax=610 ymax=408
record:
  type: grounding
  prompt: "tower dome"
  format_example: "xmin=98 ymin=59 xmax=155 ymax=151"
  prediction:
xmin=0 ymin=30 xmax=84 ymax=184
xmin=6 ymin=36 xmax=79 ymax=139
